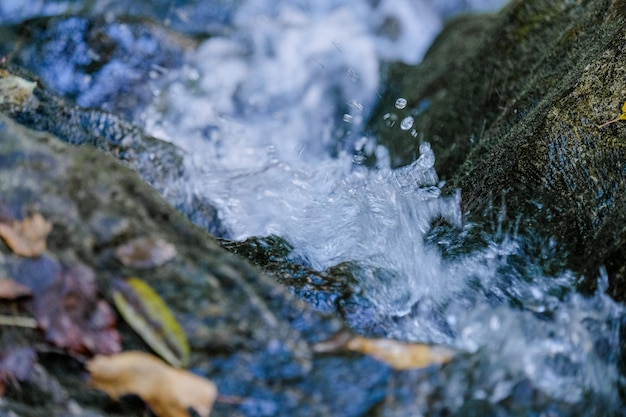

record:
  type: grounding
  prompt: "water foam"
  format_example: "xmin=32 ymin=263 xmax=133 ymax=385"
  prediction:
xmin=137 ymin=0 xmax=623 ymax=410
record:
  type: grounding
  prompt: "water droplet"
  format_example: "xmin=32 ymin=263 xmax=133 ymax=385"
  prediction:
xmin=352 ymin=155 xmax=366 ymax=164
xmin=354 ymin=137 xmax=368 ymax=152
xmin=415 ymin=142 xmax=435 ymax=168
xmin=395 ymin=98 xmax=407 ymax=109
xmin=185 ymin=66 xmax=200 ymax=82
xmin=489 ymin=315 xmax=501 ymax=331
xmin=332 ymin=40 xmax=344 ymax=53
xmin=347 ymin=68 xmax=359 ymax=82
xmin=400 ymin=116 xmax=414 ymax=130
xmin=348 ymin=100 xmax=364 ymax=113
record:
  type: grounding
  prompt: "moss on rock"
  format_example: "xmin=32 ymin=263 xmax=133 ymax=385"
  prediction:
xmin=368 ymin=0 xmax=626 ymax=299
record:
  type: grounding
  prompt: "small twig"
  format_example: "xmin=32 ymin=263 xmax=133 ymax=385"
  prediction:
xmin=597 ymin=117 xmax=621 ymax=129
xmin=597 ymin=101 xmax=626 ymax=128
xmin=0 ymin=314 xmax=37 ymax=328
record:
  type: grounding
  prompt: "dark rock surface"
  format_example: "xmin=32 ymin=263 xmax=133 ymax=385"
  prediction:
xmin=368 ymin=0 xmax=626 ymax=300
xmin=0 ymin=62 xmax=227 ymax=238
xmin=1 ymin=0 xmax=625 ymax=415
xmin=0 ymin=115 xmax=390 ymax=417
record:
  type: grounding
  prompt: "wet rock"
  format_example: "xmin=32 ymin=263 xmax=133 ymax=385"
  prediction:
xmin=221 ymin=236 xmax=396 ymax=336
xmin=0 ymin=0 xmax=241 ymax=35
xmin=2 ymin=15 xmax=194 ymax=120
xmin=368 ymin=0 xmax=626 ymax=300
xmin=0 ymin=62 xmax=227 ymax=237
xmin=221 ymin=235 xmax=353 ymax=315
xmin=0 ymin=115 xmax=394 ymax=416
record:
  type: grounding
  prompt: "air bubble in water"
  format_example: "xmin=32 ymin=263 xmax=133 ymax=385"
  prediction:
xmin=400 ymin=116 xmax=414 ymax=130
xmin=343 ymin=114 xmax=354 ymax=123
xmin=395 ymin=97 xmax=407 ymax=109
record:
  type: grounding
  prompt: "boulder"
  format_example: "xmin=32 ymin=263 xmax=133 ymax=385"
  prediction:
xmin=368 ymin=0 xmax=626 ymax=299
xmin=0 ymin=115 xmax=390 ymax=417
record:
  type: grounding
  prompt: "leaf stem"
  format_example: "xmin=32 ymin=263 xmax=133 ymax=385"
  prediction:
xmin=597 ymin=117 xmax=621 ymax=129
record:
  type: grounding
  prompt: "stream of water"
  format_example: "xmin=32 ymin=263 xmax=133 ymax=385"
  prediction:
xmin=134 ymin=0 xmax=623 ymax=413
xmin=4 ymin=0 xmax=623 ymax=414
xmin=131 ymin=0 xmax=624 ymax=412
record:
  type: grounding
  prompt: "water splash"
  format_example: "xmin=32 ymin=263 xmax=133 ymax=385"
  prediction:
xmin=134 ymin=0 xmax=622 ymax=412
xmin=394 ymin=97 xmax=407 ymax=109
xmin=400 ymin=115 xmax=414 ymax=130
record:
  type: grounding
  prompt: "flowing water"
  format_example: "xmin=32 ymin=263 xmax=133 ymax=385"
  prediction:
xmin=136 ymin=1 xmax=624 ymax=413
xmin=4 ymin=0 xmax=624 ymax=414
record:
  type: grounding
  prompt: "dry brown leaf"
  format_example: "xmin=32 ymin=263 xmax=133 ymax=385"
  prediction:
xmin=314 ymin=329 xmax=454 ymax=370
xmin=0 ymin=213 xmax=52 ymax=257
xmin=87 ymin=351 xmax=217 ymax=417
xmin=346 ymin=336 xmax=454 ymax=370
xmin=115 ymin=237 xmax=177 ymax=268
xmin=0 ymin=278 xmax=32 ymax=300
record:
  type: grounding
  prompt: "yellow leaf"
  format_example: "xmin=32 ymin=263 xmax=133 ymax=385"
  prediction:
xmin=621 ymin=101 xmax=626 ymax=113
xmin=87 ymin=351 xmax=217 ymax=417
xmin=0 ymin=213 xmax=52 ymax=257
xmin=112 ymin=278 xmax=190 ymax=367
xmin=313 ymin=330 xmax=454 ymax=370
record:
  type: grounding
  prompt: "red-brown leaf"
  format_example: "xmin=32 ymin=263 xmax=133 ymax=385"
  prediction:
xmin=34 ymin=264 xmax=121 ymax=355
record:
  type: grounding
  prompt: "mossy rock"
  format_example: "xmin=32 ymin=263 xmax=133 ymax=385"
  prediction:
xmin=368 ymin=0 xmax=626 ymax=299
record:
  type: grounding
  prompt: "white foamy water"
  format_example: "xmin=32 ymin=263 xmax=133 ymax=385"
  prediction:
xmin=136 ymin=0 xmax=623 ymax=410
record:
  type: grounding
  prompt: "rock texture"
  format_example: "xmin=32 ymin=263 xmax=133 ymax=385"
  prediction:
xmin=368 ymin=0 xmax=626 ymax=299
xmin=1 ymin=0 xmax=626 ymax=415
xmin=0 ymin=115 xmax=389 ymax=417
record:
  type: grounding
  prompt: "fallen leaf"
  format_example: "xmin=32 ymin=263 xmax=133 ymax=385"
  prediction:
xmin=87 ymin=351 xmax=217 ymax=417
xmin=115 ymin=237 xmax=177 ymax=268
xmin=0 ymin=213 xmax=52 ymax=257
xmin=314 ymin=329 xmax=454 ymax=370
xmin=112 ymin=278 xmax=189 ymax=367
xmin=34 ymin=264 xmax=121 ymax=355
xmin=346 ymin=336 xmax=454 ymax=370
xmin=0 ymin=278 xmax=32 ymax=300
